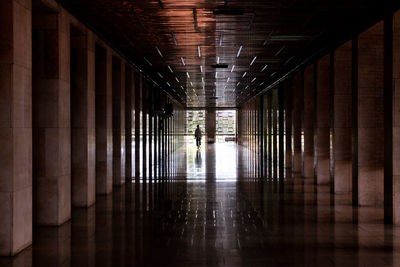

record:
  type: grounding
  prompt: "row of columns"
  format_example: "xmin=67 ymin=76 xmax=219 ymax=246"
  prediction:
xmin=237 ymin=99 xmax=261 ymax=179
xmin=0 ymin=0 xmax=185 ymax=256
xmin=252 ymin=11 xmax=400 ymax=224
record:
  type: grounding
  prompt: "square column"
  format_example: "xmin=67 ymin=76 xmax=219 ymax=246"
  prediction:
xmin=292 ymin=72 xmax=303 ymax=174
xmin=314 ymin=55 xmax=332 ymax=185
xmin=284 ymin=81 xmax=293 ymax=171
xmin=206 ymin=108 xmax=216 ymax=143
xmin=393 ymin=11 xmax=400 ymax=224
xmin=0 ymin=0 xmax=32 ymax=256
xmin=112 ymin=57 xmax=125 ymax=186
xmin=32 ymin=10 xmax=71 ymax=225
xmin=303 ymin=65 xmax=315 ymax=178
xmin=358 ymin=21 xmax=384 ymax=206
xmin=70 ymin=29 xmax=96 ymax=207
xmin=125 ymin=67 xmax=134 ymax=180
xmin=95 ymin=45 xmax=113 ymax=195
xmin=278 ymin=86 xmax=285 ymax=177
xmin=266 ymin=92 xmax=272 ymax=177
xmin=333 ymin=41 xmax=353 ymax=194
xmin=272 ymin=90 xmax=278 ymax=178
xmin=134 ymin=72 xmax=142 ymax=180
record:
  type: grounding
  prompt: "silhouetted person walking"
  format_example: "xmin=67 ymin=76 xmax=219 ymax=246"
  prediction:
xmin=194 ymin=125 xmax=202 ymax=148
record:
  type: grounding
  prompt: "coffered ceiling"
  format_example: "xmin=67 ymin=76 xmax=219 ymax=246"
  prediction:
xmin=58 ymin=0 xmax=399 ymax=107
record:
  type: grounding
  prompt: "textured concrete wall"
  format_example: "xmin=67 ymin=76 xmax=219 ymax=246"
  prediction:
xmin=32 ymin=10 xmax=71 ymax=226
xmin=112 ymin=57 xmax=126 ymax=186
xmin=0 ymin=0 xmax=32 ymax=256
xmin=71 ymin=29 xmax=96 ymax=208
xmin=125 ymin=67 xmax=134 ymax=180
xmin=284 ymin=81 xmax=293 ymax=171
xmin=303 ymin=65 xmax=315 ymax=178
xmin=292 ymin=72 xmax=303 ymax=174
xmin=333 ymin=41 xmax=353 ymax=194
xmin=314 ymin=55 xmax=332 ymax=185
xmin=358 ymin=21 xmax=384 ymax=207
xmin=206 ymin=108 xmax=216 ymax=143
xmin=392 ymin=11 xmax=400 ymax=223
xmin=95 ymin=45 xmax=113 ymax=195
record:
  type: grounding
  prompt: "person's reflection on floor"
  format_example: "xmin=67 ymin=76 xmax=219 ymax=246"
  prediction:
xmin=195 ymin=150 xmax=202 ymax=169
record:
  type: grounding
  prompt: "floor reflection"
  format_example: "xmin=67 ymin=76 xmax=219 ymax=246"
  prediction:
xmin=2 ymin=144 xmax=400 ymax=266
xmin=186 ymin=143 xmax=238 ymax=182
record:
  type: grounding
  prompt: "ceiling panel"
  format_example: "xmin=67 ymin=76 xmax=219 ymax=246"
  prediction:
xmin=58 ymin=0 xmax=399 ymax=107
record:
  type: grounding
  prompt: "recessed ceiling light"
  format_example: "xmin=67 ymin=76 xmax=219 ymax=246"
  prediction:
xmin=144 ymin=57 xmax=152 ymax=66
xmin=261 ymin=64 xmax=268 ymax=72
xmin=231 ymin=65 xmax=235 ymax=72
xmin=198 ymin=45 xmax=201 ymax=57
xmin=275 ymin=45 xmax=286 ymax=57
xmin=168 ymin=65 xmax=173 ymax=73
xmin=251 ymin=77 xmax=256 ymax=83
xmin=175 ymin=77 xmax=180 ymax=83
xmin=250 ymin=56 xmax=257 ymax=66
xmin=186 ymin=72 xmax=190 ymax=78
xmin=242 ymin=72 xmax=247 ymax=78
xmin=155 ymin=46 xmax=163 ymax=57
xmin=157 ymin=72 xmax=163 ymax=78
xmin=227 ymin=77 xmax=230 ymax=82
xmin=181 ymin=57 xmax=185 ymax=66
xmin=166 ymin=82 xmax=171 ymax=86
xmin=200 ymin=65 xmax=203 ymax=72
xmin=236 ymin=82 xmax=240 ymax=86
xmin=171 ymin=32 xmax=178 ymax=46
xmin=237 ymin=45 xmax=243 ymax=57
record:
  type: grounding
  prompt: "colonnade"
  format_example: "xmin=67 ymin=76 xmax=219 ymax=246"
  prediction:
xmin=238 ymin=10 xmax=400 ymax=225
xmin=0 ymin=0 xmax=185 ymax=256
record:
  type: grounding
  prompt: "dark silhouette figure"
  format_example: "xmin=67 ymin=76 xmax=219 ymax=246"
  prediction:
xmin=194 ymin=125 xmax=202 ymax=148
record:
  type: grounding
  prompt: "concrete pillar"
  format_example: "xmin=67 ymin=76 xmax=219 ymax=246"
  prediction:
xmin=0 ymin=0 xmax=32 ymax=256
xmin=314 ymin=54 xmax=332 ymax=185
xmin=32 ymin=10 xmax=71 ymax=225
xmin=284 ymin=81 xmax=293 ymax=171
xmin=206 ymin=108 xmax=216 ymax=143
xmin=142 ymin=80 xmax=148 ymax=211
xmin=266 ymin=92 xmax=272 ymax=177
xmin=272 ymin=89 xmax=278 ymax=178
xmin=292 ymin=72 xmax=303 ymax=174
xmin=303 ymin=65 xmax=315 ymax=178
xmin=125 ymin=67 xmax=134 ymax=180
xmin=278 ymin=86 xmax=285 ymax=178
xmin=142 ymin=82 xmax=148 ymax=181
xmin=70 ymin=29 xmax=96 ymax=207
xmin=393 ymin=11 xmax=400 ymax=224
xmin=333 ymin=41 xmax=353 ymax=194
xmin=357 ymin=21 xmax=384 ymax=206
xmin=148 ymin=88 xmax=153 ymax=181
xmin=134 ymin=72 xmax=141 ymax=180
xmin=112 ymin=57 xmax=125 ymax=186
xmin=95 ymin=45 xmax=113 ymax=195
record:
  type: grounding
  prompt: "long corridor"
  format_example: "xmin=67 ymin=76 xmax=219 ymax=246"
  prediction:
xmin=2 ymin=143 xmax=399 ymax=267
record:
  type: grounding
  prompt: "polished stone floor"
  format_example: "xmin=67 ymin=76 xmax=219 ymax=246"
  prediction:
xmin=2 ymin=143 xmax=400 ymax=266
